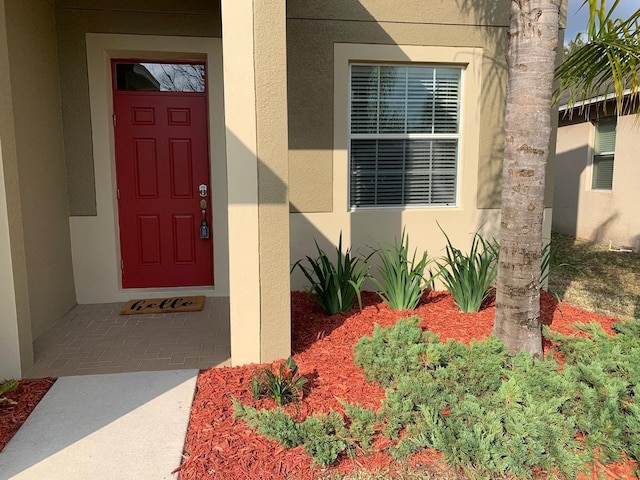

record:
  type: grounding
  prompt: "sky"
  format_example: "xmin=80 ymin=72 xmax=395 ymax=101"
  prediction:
xmin=564 ymin=0 xmax=639 ymax=42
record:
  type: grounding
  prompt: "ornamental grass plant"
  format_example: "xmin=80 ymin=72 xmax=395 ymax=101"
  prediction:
xmin=292 ymin=234 xmax=370 ymax=315
xmin=248 ymin=356 xmax=308 ymax=407
xmin=436 ymin=227 xmax=499 ymax=313
xmin=372 ymin=230 xmax=430 ymax=311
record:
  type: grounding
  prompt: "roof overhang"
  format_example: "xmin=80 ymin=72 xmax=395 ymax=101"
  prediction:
xmin=559 ymin=88 xmax=634 ymax=112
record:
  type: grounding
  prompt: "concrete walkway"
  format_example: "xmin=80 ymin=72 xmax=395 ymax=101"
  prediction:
xmin=0 ymin=370 xmax=198 ymax=480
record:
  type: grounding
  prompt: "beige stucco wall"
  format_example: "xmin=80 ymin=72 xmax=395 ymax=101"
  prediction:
xmin=71 ymin=33 xmax=228 ymax=304
xmin=290 ymin=42 xmax=506 ymax=291
xmin=554 ymin=114 xmax=640 ymax=250
xmin=287 ymin=1 xmax=559 ymax=292
xmin=4 ymin=0 xmax=76 ymax=349
xmin=0 ymin=0 xmax=30 ymax=379
xmin=255 ymin=1 xmax=291 ymax=363
xmin=222 ymin=0 xmax=291 ymax=365
xmin=55 ymin=1 xmax=221 ymax=216
xmin=287 ymin=1 xmax=509 ymax=213
xmin=0 ymin=139 xmax=23 ymax=379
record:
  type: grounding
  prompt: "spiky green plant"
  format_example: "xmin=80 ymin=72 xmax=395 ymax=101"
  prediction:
xmin=292 ymin=233 xmax=370 ymax=315
xmin=540 ymin=239 xmax=555 ymax=286
xmin=372 ymin=230 xmax=430 ymax=310
xmin=248 ymin=356 xmax=308 ymax=407
xmin=435 ymin=226 xmax=499 ymax=313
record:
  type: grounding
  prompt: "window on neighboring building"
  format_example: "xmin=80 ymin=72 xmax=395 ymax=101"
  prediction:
xmin=591 ymin=117 xmax=616 ymax=190
xmin=349 ymin=65 xmax=461 ymax=208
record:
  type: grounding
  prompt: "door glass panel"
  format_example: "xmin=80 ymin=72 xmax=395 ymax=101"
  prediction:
xmin=115 ymin=63 xmax=205 ymax=92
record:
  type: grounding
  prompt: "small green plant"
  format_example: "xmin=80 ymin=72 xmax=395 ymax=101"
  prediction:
xmin=436 ymin=225 xmax=499 ymax=313
xmin=292 ymin=233 xmax=370 ymax=315
xmin=248 ymin=356 xmax=308 ymax=407
xmin=233 ymin=399 xmax=351 ymax=466
xmin=0 ymin=379 xmax=18 ymax=406
xmin=371 ymin=230 xmax=430 ymax=310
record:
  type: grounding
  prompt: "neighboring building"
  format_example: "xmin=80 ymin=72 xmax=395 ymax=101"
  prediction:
xmin=554 ymin=92 xmax=639 ymax=250
xmin=0 ymin=0 xmax=557 ymax=379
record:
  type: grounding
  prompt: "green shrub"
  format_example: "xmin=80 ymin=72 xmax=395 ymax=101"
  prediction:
xmin=298 ymin=411 xmax=351 ymax=466
xmin=545 ymin=320 xmax=640 ymax=464
xmin=292 ymin=233 xmax=370 ymax=315
xmin=232 ymin=399 xmax=304 ymax=447
xmin=371 ymin=230 xmax=430 ymax=310
xmin=371 ymin=323 xmax=583 ymax=478
xmin=237 ymin=314 xmax=640 ymax=477
xmin=340 ymin=401 xmax=380 ymax=450
xmin=377 ymin=320 xmax=640 ymax=478
xmin=353 ymin=317 xmax=436 ymax=388
xmin=248 ymin=356 xmax=307 ymax=407
xmin=436 ymin=226 xmax=499 ymax=313
xmin=232 ymin=399 xmax=351 ymax=466
xmin=0 ymin=379 xmax=18 ymax=406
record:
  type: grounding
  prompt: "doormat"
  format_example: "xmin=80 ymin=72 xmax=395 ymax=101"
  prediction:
xmin=120 ymin=296 xmax=205 ymax=315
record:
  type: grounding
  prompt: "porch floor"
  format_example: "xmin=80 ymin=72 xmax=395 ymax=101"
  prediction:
xmin=23 ymin=297 xmax=231 ymax=379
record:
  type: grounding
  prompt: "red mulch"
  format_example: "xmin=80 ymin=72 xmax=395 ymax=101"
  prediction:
xmin=0 ymin=378 xmax=54 ymax=452
xmin=177 ymin=291 xmax=638 ymax=480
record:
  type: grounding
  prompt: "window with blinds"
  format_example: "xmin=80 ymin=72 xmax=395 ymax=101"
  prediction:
xmin=592 ymin=117 xmax=616 ymax=190
xmin=349 ymin=65 xmax=461 ymax=208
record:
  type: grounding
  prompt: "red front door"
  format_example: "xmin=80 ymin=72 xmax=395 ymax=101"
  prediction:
xmin=114 ymin=92 xmax=214 ymax=288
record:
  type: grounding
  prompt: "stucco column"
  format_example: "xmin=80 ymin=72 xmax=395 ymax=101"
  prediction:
xmin=222 ymin=0 xmax=291 ymax=365
xmin=0 ymin=0 xmax=34 ymax=379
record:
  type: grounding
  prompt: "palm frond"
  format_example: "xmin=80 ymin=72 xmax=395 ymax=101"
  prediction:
xmin=554 ymin=1 xmax=640 ymax=116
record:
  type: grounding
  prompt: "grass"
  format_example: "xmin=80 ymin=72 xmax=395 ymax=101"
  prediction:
xmin=548 ymin=231 xmax=640 ymax=320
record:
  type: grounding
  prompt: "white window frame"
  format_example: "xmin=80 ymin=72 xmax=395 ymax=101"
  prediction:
xmin=333 ymin=44 xmax=483 ymax=216
xmin=348 ymin=64 xmax=462 ymax=209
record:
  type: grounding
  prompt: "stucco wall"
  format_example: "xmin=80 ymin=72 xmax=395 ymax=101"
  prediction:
xmin=55 ymin=0 xmax=221 ymax=216
xmin=290 ymin=41 xmax=500 ymax=291
xmin=4 ymin=0 xmax=76 ymax=342
xmin=0 ymin=0 xmax=32 ymax=377
xmin=286 ymin=0 xmax=509 ymax=213
xmin=222 ymin=0 xmax=291 ymax=365
xmin=254 ymin=1 xmax=291 ymax=363
xmin=554 ymin=114 xmax=640 ymax=250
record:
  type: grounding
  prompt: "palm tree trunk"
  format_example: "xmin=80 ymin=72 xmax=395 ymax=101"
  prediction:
xmin=494 ymin=0 xmax=561 ymax=358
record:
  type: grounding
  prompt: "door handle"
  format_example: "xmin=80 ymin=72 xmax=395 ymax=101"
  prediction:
xmin=198 ymin=184 xmax=210 ymax=239
xmin=199 ymin=198 xmax=210 ymax=239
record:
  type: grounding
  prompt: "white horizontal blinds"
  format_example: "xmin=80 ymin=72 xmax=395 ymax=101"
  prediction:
xmin=592 ymin=117 xmax=616 ymax=190
xmin=349 ymin=64 xmax=461 ymax=207
xmin=418 ymin=67 xmax=460 ymax=134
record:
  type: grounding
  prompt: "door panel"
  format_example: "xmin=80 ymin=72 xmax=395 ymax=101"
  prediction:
xmin=115 ymin=93 xmax=213 ymax=288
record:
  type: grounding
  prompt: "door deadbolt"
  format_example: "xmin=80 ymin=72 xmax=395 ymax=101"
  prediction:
xmin=199 ymin=184 xmax=208 ymax=197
